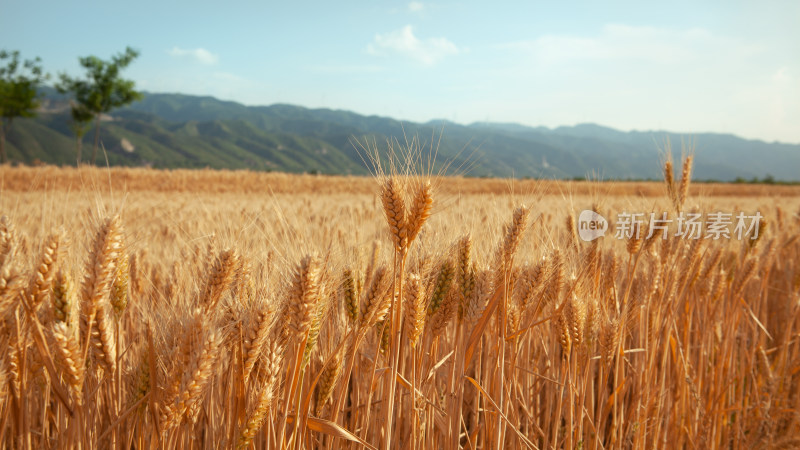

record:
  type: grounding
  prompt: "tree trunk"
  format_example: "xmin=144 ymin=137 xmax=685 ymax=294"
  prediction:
xmin=0 ymin=119 xmax=11 ymax=164
xmin=75 ymin=134 xmax=83 ymax=166
xmin=92 ymin=114 xmax=101 ymax=165
xmin=0 ymin=122 xmax=6 ymax=164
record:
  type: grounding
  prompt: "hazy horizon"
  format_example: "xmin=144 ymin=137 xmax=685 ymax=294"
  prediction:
xmin=3 ymin=1 xmax=798 ymax=144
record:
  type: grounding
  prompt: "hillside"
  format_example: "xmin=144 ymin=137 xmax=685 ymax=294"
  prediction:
xmin=5 ymin=89 xmax=799 ymax=181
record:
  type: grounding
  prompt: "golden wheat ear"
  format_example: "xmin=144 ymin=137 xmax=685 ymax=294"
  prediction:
xmin=52 ymin=321 xmax=85 ymax=398
xmin=314 ymin=346 xmax=344 ymax=416
xmin=360 ymin=265 xmax=391 ymax=327
xmin=199 ymin=248 xmax=239 ymax=313
xmin=302 ymin=291 xmax=331 ymax=369
xmin=26 ymin=231 xmax=61 ymax=311
xmin=403 ymin=273 xmax=426 ymax=348
xmin=427 ymin=259 xmax=454 ymax=317
xmin=380 ymin=176 xmax=408 ymax=254
xmin=406 ymin=180 xmax=433 ymax=245
xmin=664 ymin=158 xmax=676 ymax=209
xmin=51 ymin=269 xmax=72 ymax=325
xmin=464 ymin=269 xmax=492 ymax=331
xmin=545 ymin=249 xmax=565 ymax=307
xmin=242 ymin=304 xmax=274 ymax=384
xmin=81 ymin=216 xmax=123 ymax=374
xmin=677 ymin=154 xmax=693 ymax=212
xmin=110 ymin=242 xmax=129 ymax=316
xmin=0 ymin=267 xmax=24 ymax=316
xmin=340 ymin=268 xmax=359 ymax=325
xmin=288 ymin=253 xmax=322 ymax=339
xmin=238 ymin=338 xmax=283 ymax=448
xmin=495 ymin=206 xmax=530 ymax=287
xmin=626 ymin=222 xmax=643 ymax=256
xmin=429 ymin=285 xmax=457 ymax=337
xmin=0 ymin=215 xmax=16 ymax=270
xmin=81 ymin=216 xmax=123 ymax=310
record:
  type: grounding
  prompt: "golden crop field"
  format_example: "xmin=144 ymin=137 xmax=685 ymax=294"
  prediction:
xmin=1 ymin=160 xmax=800 ymax=449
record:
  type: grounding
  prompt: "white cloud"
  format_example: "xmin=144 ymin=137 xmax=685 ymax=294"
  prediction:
xmin=168 ymin=47 xmax=219 ymax=65
xmin=367 ymin=25 xmax=459 ymax=65
xmin=772 ymin=67 xmax=790 ymax=82
xmin=501 ymin=24 xmax=733 ymax=66
xmin=212 ymin=72 xmax=246 ymax=83
xmin=310 ymin=64 xmax=386 ymax=74
xmin=408 ymin=2 xmax=424 ymax=13
xmin=486 ymin=23 xmax=799 ymax=142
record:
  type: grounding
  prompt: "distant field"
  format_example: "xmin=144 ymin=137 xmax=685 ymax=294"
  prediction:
xmin=1 ymin=164 xmax=799 ymax=448
xmin=3 ymin=165 xmax=800 ymax=196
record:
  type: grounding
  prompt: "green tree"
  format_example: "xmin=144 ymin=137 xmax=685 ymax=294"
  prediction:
xmin=0 ymin=50 xmax=48 ymax=164
xmin=56 ymin=46 xmax=142 ymax=165
xmin=68 ymin=102 xmax=94 ymax=164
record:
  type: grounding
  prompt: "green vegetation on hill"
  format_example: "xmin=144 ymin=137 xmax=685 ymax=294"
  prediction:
xmin=5 ymin=88 xmax=800 ymax=181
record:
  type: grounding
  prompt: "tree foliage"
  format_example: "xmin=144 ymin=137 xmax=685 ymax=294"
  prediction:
xmin=0 ymin=50 xmax=48 ymax=163
xmin=57 ymin=46 xmax=142 ymax=165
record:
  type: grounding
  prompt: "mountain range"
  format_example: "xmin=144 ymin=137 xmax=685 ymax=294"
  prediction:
xmin=4 ymin=87 xmax=799 ymax=181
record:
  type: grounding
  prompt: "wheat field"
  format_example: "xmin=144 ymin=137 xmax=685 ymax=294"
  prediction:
xmin=1 ymin=159 xmax=800 ymax=449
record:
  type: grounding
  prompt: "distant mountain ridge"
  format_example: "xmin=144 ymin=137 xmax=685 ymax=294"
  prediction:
xmin=5 ymin=88 xmax=799 ymax=181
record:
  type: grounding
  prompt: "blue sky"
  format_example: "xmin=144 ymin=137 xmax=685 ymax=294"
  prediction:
xmin=2 ymin=0 xmax=798 ymax=143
